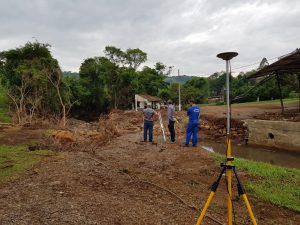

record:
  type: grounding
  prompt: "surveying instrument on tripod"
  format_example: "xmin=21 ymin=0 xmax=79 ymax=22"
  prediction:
xmin=195 ymin=52 xmax=258 ymax=225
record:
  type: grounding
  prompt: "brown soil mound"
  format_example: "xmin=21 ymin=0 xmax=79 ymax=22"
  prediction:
xmin=253 ymin=108 xmax=300 ymax=122
xmin=54 ymin=130 xmax=75 ymax=142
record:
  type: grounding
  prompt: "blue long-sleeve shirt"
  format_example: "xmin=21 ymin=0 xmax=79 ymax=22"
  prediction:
xmin=187 ymin=105 xmax=200 ymax=124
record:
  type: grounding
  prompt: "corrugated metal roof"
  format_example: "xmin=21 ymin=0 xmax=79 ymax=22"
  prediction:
xmin=250 ymin=49 xmax=300 ymax=78
xmin=137 ymin=94 xmax=162 ymax=102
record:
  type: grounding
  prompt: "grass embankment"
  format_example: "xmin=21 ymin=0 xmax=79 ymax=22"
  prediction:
xmin=0 ymin=145 xmax=57 ymax=184
xmin=212 ymin=153 xmax=300 ymax=212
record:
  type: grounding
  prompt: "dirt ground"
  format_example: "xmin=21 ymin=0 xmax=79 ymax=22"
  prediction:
xmin=0 ymin=104 xmax=299 ymax=225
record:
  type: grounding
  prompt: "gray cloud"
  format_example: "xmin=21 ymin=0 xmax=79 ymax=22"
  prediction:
xmin=0 ymin=0 xmax=299 ymax=76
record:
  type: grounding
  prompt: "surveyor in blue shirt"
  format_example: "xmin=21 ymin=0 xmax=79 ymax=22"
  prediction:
xmin=185 ymin=99 xmax=200 ymax=147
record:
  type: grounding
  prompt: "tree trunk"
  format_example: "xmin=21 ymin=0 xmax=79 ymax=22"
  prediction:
xmin=56 ymin=86 xmax=66 ymax=126
xmin=114 ymin=89 xmax=117 ymax=109
xmin=298 ymin=73 xmax=300 ymax=113
xmin=275 ymin=72 xmax=284 ymax=114
xmin=7 ymin=92 xmax=21 ymax=124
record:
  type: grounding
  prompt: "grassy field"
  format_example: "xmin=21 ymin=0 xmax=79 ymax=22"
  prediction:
xmin=0 ymin=145 xmax=58 ymax=184
xmin=212 ymin=153 xmax=300 ymax=212
xmin=232 ymin=98 xmax=299 ymax=106
xmin=200 ymin=98 xmax=299 ymax=107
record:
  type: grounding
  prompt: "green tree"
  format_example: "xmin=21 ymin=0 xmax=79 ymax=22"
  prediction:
xmin=78 ymin=57 xmax=109 ymax=113
xmin=181 ymin=77 xmax=209 ymax=104
xmin=0 ymin=41 xmax=67 ymax=124
xmin=136 ymin=65 xmax=168 ymax=96
xmin=125 ymin=48 xmax=147 ymax=70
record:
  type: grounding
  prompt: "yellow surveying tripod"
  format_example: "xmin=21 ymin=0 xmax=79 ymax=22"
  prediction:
xmin=195 ymin=52 xmax=258 ymax=225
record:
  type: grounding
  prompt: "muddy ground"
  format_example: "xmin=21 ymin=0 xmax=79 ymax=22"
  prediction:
xmin=0 ymin=104 xmax=299 ymax=225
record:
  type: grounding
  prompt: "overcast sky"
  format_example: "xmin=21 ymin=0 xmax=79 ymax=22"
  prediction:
xmin=0 ymin=0 xmax=299 ymax=76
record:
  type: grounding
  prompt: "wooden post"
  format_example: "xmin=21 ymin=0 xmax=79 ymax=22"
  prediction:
xmin=178 ymin=69 xmax=181 ymax=111
xmin=275 ymin=72 xmax=284 ymax=114
xmin=298 ymin=73 xmax=300 ymax=113
xmin=135 ymin=95 xmax=138 ymax=111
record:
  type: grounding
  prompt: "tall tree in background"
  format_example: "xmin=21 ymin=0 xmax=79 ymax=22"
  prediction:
xmin=0 ymin=42 xmax=69 ymax=125
xmin=104 ymin=46 xmax=148 ymax=109
xmin=125 ymin=48 xmax=147 ymax=70
xmin=78 ymin=57 xmax=109 ymax=112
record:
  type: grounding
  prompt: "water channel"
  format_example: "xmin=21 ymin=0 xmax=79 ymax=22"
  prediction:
xmin=199 ymin=140 xmax=300 ymax=169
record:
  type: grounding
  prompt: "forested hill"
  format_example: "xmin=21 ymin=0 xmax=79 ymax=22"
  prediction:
xmin=63 ymin=71 xmax=79 ymax=77
xmin=165 ymin=75 xmax=195 ymax=84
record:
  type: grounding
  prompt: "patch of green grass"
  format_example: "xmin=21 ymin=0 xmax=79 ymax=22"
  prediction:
xmin=0 ymin=108 xmax=11 ymax=123
xmin=212 ymin=153 xmax=300 ymax=212
xmin=0 ymin=145 xmax=57 ymax=184
xmin=232 ymin=98 xmax=299 ymax=106
xmin=45 ymin=129 xmax=56 ymax=137
xmin=201 ymin=98 xmax=299 ymax=107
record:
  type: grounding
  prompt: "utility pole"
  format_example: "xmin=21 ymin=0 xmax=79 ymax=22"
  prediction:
xmin=178 ymin=69 xmax=181 ymax=111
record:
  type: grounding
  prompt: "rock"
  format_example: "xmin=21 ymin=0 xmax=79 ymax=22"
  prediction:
xmin=49 ymin=181 xmax=61 ymax=186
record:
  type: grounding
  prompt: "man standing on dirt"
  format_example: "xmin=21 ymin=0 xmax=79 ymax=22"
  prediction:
xmin=185 ymin=99 xmax=200 ymax=147
xmin=143 ymin=103 xmax=156 ymax=142
xmin=167 ymin=100 xmax=175 ymax=143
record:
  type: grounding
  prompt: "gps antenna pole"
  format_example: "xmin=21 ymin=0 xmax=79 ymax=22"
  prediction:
xmin=195 ymin=52 xmax=257 ymax=225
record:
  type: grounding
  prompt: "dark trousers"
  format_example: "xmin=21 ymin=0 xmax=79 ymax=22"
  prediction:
xmin=144 ymin=120 xmax=153 ymax=142
xmin=168 ymin=120 xmax=175 ymax=142
xmin=186 ymin=122 xmax=199 ymax=146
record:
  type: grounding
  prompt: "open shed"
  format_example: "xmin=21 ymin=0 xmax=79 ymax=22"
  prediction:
xmin=134 ymin=94 xmax=162 ymax=111
xmin=249 ymin=49 xmax=300 ymax=113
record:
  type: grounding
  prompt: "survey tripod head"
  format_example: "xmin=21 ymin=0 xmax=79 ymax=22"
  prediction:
xmin=217 ymin=52 xmax=238 ymax=61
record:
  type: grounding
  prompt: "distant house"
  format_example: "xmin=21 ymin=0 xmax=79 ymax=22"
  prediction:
xmin=135 ymin=94 xmax=162 ymax=111
xmin=207 ymin=96 xmax=224 ymax=104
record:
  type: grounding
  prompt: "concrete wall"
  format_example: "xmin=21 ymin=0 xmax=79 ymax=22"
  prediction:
xmin=244 ymin=119 xmax=300 ymax=152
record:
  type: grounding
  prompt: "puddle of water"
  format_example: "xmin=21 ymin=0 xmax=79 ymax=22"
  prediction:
xmin=200 ymin=140 xmax=300 ymax=169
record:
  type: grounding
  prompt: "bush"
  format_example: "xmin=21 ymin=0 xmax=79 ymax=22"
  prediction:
xmin=289 ymin=91 xmax=299 ymax=98
xmin=215 ymin=101 xmax=225 ymax=105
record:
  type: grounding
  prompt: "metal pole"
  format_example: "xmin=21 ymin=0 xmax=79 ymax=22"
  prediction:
xmin=178 ymin=69 xmax=181 ymax=111
xmin=226 ymin=59 xmax=233 ymax=225
xmin=226 ymin=60 xmax=230 ymax=135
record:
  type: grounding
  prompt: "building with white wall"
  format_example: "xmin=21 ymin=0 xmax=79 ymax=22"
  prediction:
xmin=134 ymin=94 xmax=162 ymax=111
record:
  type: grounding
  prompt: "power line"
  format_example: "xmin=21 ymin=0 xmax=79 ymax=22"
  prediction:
xmin=232 ymin=56 xmax=279 ymax=71
xmin=231 ymin=49 xmax=298 ymax=71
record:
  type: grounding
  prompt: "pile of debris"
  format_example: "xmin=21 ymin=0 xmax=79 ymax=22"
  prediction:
xmin=200 ymin=115 xmax=246 ymax=141
xmin=157 ymin=111 xmax=246 ymax=141
xmin=52 ymin=110 xmax=144 ymax=149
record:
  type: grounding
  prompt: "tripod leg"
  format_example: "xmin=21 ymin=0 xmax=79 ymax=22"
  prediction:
xmin=242 ymin=194 xmax=258 ymax=225
xmin=233 ymin=167 xmax=258 ymax=225
xmin=226 ymin=138 xmax=233 ymax=225
xmin=196 ymin=192 xmax=215 ymax=225
xmin=227 ymin=166 xmax=233 ymax=225
xmin=195 ymin=167 xmax=226 ymax=225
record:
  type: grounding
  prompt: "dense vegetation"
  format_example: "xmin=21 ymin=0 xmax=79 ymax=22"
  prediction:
xmin=165 ymin=75 xmax=195 ymax=84
xmin=159 ymin=72 xmax=299 ymax=108
xmin=0 ymin=41 xmax=299 ymax=124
